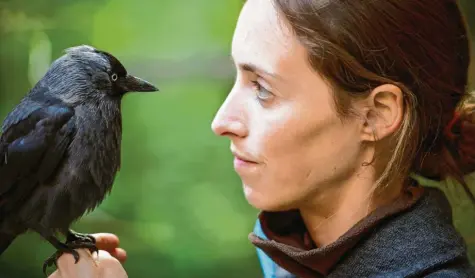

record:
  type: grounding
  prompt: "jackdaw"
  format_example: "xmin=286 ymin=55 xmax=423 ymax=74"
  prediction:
xmin=0 ymin=44 xmax=158 ymax=275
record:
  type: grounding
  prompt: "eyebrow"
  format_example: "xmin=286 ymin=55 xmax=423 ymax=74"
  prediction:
xmin=230 ymin=55 xmax=281 ymax=80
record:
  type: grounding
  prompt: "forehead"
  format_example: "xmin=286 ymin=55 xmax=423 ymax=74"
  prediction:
xmin=64 ymin=48 xmax=127 ymax=75
xmin=231 ymin=0 xmax=297 ymax=70
xmin=96 ymin=50 xmax=127 ymax=75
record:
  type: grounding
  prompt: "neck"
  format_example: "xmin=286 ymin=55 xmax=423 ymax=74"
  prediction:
xmin=299 ymin=166 xmax=404 ymax=248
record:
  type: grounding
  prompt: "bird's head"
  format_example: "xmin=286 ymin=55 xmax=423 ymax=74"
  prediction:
xmin=37 ymin=45 xmax=158 ymax=104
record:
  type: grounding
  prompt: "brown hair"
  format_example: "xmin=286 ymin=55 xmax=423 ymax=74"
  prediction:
xmin=272 ymin=0 xmax=475 ymax=202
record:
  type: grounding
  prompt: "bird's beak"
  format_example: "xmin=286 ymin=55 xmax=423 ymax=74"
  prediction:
xmin=121 ymin=75 xmax=159 ymax=93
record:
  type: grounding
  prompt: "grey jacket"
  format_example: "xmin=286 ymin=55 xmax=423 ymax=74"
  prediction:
xmin=250 ymin=187 xmax=475 ymax=277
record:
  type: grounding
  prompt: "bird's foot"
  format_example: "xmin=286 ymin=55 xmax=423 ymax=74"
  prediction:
xmin=42 ymin=240 xmax=98 ymax=276
xmin=65 ymin=230 xmax=98 ymax=257
xmin=66 ymin=229 xmax=96 ymax=245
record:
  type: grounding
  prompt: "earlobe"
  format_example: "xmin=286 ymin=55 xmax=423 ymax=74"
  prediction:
xmin=361 ymin=84 xmax=404 ymax=142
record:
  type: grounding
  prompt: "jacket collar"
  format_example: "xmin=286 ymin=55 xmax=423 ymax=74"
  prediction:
xmin=249 ymin=185 xmax=425 ymax=277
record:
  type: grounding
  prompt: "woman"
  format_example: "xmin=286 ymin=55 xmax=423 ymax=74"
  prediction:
xmin=50 ymin=0 xmax=475 ymax=277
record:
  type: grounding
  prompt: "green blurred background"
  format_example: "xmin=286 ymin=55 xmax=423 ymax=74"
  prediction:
xmin=0 ymin=1 xmax=474 ymax=277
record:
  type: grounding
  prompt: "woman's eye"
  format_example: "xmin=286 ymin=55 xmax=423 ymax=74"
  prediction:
xmin=251 ymin=81 xmax=274 ymax=102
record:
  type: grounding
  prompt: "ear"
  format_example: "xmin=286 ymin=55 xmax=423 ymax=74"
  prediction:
xmin=360 ymin=84 xmax=404 ymax=142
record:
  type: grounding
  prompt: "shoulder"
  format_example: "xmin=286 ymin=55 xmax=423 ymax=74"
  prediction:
xmin=1 ymin=94 xmax=71 ymax=133
xmin=251 ymin=186 xmax=475 ymax=277
xmin=331 ymin=186 xmax=475 ymax=277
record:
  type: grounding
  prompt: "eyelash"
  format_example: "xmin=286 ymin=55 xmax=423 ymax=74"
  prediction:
xmin=251 ymin=80 xmax=273 ymax=103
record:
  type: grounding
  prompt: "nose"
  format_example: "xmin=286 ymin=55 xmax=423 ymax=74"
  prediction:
xmin=211 ymin=115 xmax=247 ymax=138
xmin=211 ymin=90 xmax=248 ymax=139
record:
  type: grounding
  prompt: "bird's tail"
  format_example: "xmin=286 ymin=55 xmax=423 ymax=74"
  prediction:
xmin=0 ymin=233 xmax=16 ymax=256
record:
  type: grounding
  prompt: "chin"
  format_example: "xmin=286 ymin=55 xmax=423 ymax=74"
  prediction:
xmin=242 ymin=183 xmax=295 ymax=212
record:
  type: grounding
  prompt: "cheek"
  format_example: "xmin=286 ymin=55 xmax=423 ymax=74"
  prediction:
xmin=257 ymin=103 xmax=340 ymax=165
xmin=247 ymin=104 xmax=361 ymax=209
xmin=92 ymin=73 xmax=112 ymax=91
xmin=246 ymin=103 xmax=295 ymax=158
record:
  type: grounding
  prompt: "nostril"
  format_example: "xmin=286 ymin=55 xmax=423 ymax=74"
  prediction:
xmin=220 ymin=131 xmax=234 ymax=137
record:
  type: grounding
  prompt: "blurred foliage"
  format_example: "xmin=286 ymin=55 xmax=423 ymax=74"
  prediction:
xmin=0 ymin=1 xmax=474 ymax=278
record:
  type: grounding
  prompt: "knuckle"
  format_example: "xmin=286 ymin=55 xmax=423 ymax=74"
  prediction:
xmin=99 ymin=257 xmax=126 ymax=276
xmin=99 ymin=255 xmax=121 ymax=267
xmin=47 ymin=270 xmax=60 ymax=278
xmin=97 ymin=250 xmax=112 ymax=258
xmin=95 ymin=248 xmax=126 ymax=268
xmin=56 ymin=253 xmax=76 ymax=267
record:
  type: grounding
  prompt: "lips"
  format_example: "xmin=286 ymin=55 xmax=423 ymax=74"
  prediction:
xmin=232 ymin=152 xmax=256 ymax=164
xmin=231 ymin=147 xmax=259 ymax=173
xmin=230 ymin=146 xmax=257 ymax=164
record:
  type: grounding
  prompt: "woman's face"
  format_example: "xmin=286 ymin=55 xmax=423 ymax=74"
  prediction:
xmin=211 ymin=0 xmax=365 ymax=211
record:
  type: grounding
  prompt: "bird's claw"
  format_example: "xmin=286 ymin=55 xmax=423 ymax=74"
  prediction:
xmin=79 ymin=240 xmax=99 ymax=255
xmin=66 ymin=230 xmax=96 ymax=245
xmin=66 ymin=231 xmax=98 ymax=255
xmin=42 ymin=240 xmax=98 ymax=277
xmin=42 ymin=247 xmax=80 ymax=277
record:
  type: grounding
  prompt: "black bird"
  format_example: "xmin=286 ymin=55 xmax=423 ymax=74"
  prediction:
xmin=0 ymin=45 xmax=158 ymax=275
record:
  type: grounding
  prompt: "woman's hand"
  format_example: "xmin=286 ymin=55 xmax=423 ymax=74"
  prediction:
xmin=48 ymin=233 xmax=127 ymax=278
xmin=90 ymin=233 xmax=127 ymax=263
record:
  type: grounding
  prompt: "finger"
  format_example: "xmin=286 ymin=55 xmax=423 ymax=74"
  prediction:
xmin=56 ymin=249 xmax=97 ymax=277
xmin=95 ymin=250 xmax=126 ymax=277
xmin=91 ymin=233 xmax=120 ymax=250
xmin=48 ymin=269 xmax=61 ymax=278
xmin=56 ymin=249 xmax=94 ymax=267
xmin=92 ymin=249 xmax=113 ymax=260
xmin=109 ymin=248 xmax=127 ymax=263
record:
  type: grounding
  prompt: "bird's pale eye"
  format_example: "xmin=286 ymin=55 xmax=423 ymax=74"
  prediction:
xmin=111 ymin=73 xmax=118 ymax=82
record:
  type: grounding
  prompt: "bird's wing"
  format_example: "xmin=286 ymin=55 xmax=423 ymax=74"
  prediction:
xmin=0 ymin=101 xmax=76 ymax=202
